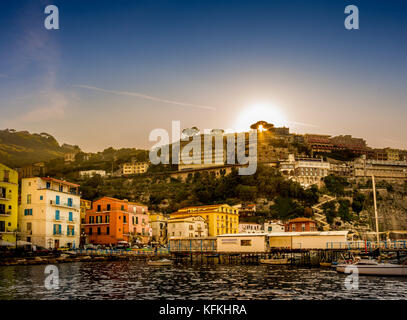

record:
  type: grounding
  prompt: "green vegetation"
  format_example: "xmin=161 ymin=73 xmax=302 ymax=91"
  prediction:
xmin=0 ymin=129 xmax=77 ymax=167
xmin=323 ymin=174 xmax=349 ymax=196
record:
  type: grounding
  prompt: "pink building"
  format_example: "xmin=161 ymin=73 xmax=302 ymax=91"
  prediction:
xmin=128 ymin=202 xmax=151 ymax=244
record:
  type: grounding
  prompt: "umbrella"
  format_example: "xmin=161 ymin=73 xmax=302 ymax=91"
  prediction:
xmin=0 ymin=240 xmax=14 ymax=247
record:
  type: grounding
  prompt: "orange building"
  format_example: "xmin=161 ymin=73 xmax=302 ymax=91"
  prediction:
xmin=285 ymin=217 xmax=317 ymax=232
xmin=84 ymin=197 xmax=131 ymax=245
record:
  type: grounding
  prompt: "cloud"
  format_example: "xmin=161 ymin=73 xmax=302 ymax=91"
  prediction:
xmin=76 ymin=85 xmax=217 ymax=111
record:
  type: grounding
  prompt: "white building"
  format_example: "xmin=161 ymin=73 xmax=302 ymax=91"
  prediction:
xmin=79 ymin=170 xmax=106 ymax=178
xmin=168 ymin=216 xmax=208 ymax=238
xmin=263 ymin=220 xmax=285 ymax=233
xmin=280 ymin=154 xmax=330 ymax=188
xmin=19 ymin=177 xmax=81 ymax=249
xmin=238 ymin=222 xmax=263 ymax=234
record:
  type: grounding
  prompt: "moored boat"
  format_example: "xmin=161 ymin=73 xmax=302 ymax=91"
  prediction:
xmin=336 ymin=259 xmax=407 ymax=276
xmin=320 ymin=262 xmax=332 ymax=267
xmin=147 ymin=259 xmax=173 ymax=266
xmin=260 ymin=258 xmax=290 ymax=265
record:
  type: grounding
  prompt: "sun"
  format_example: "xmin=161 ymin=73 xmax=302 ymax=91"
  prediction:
xmin=234 ymin=103 xmax=287 ymax=132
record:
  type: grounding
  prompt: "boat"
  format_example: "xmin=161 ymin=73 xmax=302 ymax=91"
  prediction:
xmin=320 ymin=262 xmax=332 ymax=267
xmin=147 ymin=259 xmax=173 ymax=266
xmin=336 ymin=259 xmax=407 ymax=276
xmin=260 ymin=258 xmax=290 ymax=265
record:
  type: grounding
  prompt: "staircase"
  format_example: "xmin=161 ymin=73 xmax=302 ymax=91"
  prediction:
xmin=312 ymin=195 xmax=336 ymax=231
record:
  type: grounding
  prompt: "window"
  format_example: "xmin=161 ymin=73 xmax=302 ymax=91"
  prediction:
xmin=46 ymin=182 xmax=51 ymax=189
xmin=0 ymin=187 xmax=6 ymax=199
xmin=121 ymin=205 xmax=124 ymax=210
xmin=27 ymin=222 xmax=32 ymax=231
xmin=89 ymin=216 xmax=95 ymax=223
xmin=59 ymin=185 xmax=63 ymax=192
xmin=3 ymin=170 xmax=9 ymax=182
xmin=107 ymin=204 xmax=111 ymax=211
xmin=292 ymin=225 xmax=296 ymax=231
xmin=40 ymin=195 xmax=43 ymax=200
xmin=241 ymin=240 xmax=251 ymax=246
xmin=0 ymin=221 xmax=5 ymax=232
xmin=88 ymin=228 xmax=93 ymax=235
xmin=302 ymin=223 xmax=305 ymax=232
xmin=55 ymin=210 xmax=60 ymax=220
xmin=24 ymin=208 xmax=33 ymax=216
xmin=97 ymin=205 xmax=101 ymax=212
xmin=106 ymin=227 xmax=110 ymax=235
xmin=67 ymin=198 xmax=73 ymax=207
xmin=135 ymin=217 xmax=138 ymax=224
xmin=97 ymin=227 xmax=101 ymax=235
xmin=123 ymin=215 xmax=126 ymax=223
xmin=55 ymin=195 xmax=60 ymax=205
xmin=68 ymin=212 xmax=73 ymax=221
xmin=27 ymin=194 xmax=32 ymax=204
xmin=105 ymin=215 xmax=110 ymax=223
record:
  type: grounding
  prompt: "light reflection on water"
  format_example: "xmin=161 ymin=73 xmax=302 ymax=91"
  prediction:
xmin=0 ymin=261 xmax=407 ymax=300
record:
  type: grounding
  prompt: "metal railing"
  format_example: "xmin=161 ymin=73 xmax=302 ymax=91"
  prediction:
xmin=72 ymin=248 xmax=170 ymax=255
xmin=326 ymin=240 xmax=407 ymax=251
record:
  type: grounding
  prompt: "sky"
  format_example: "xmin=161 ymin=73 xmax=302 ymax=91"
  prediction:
xmin=0 ymin=0 xmax=406 ymax=152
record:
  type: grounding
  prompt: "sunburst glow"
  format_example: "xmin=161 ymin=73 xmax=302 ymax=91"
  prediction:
xmin=234 ymin=103 xmax=287 ymax=132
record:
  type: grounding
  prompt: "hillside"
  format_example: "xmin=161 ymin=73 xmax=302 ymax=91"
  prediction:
xmin=0 ymin=129 xmax=79 ymax=168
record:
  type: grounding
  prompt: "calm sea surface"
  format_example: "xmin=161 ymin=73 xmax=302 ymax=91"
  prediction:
xmin=0 ymin=261 xmax=406 ymax=300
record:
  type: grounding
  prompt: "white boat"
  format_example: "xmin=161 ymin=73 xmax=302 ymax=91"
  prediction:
xmin=336 ymin=259 xmax=407 ymax=276
xmin=147 ymin=259 xmax=173 ymax=266
xmin=260 ymin=258 xmax=290 ymax=265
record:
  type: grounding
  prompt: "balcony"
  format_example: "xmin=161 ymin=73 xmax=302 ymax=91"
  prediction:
xmin=0 ymin=195 xmax=11 ymax=201
xmin=53 ymin=232 xmax=65 ymax=237
xmin=0 ymin=211 xmax=11 ymax=217
xmin=53 ymin=216 xmax=65 ymax=222
xmin=66 ymin=218 xmax=78 ymax=224
xmin=50 ymin=200 xmax=79 ymax=211
xmin=67 ymin=232 xmax=76 ymax=237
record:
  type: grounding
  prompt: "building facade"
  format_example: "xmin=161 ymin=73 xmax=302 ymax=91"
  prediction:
xmin=80 ymin=199 xmax=92 ymax=246
xmin=19 ymin=177 xmax=81 ymax=249
xmin=285 ymin=217 xmax=317 ymax=232
xmin=79 ymin=170 xmax=106 ymax=178
xmin=170 ymin=204 xmax=239 ymax=236
xmin=128 ymin=202 xmax=151 ymax=244
xmin=238 ymin=222 xmax=263 ymax=233
xmin=168 ymin=216 xmax=208 ymax=238
xmin=0 ymin=163 xmax=18 ymax=243
xmin=149 ymin=213 xmax=168 ymax=244
xmin=121 ymin=162 xmax=149 ymax=175
xmin=263 ymin=220 xmax=285 ymax=233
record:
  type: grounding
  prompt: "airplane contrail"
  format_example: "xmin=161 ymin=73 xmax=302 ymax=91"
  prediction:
xmin=77 ymin=85 xmax=217 ymax=111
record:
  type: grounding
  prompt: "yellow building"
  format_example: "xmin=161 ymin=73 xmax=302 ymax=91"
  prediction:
xmin=80 ymin=199 xmax=92 ymax=245
xmin=384 ymin=148 xmax=400 ymax=161
xmin=170 ymin=204 xmax=239 ymax=236
xmin=0 ymin=163 xmax=19 ymax=243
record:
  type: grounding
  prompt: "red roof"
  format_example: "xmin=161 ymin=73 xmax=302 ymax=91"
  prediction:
xmin=42 ymin=177 xmax=80 ymax=187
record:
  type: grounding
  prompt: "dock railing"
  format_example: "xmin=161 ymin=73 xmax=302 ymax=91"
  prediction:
xmin=326 ymin=240 xmax=407 ymax=251
xmin=72 ymin=248 xmax=170 ymax=255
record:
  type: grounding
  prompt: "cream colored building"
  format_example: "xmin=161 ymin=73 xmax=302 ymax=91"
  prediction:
xmin=217 ymin=233 xmax=269 ymax=253
xmin=19 ymin=177 xmax=81 ymax=249
xmin=149 ymin=212 xmax=168 ymax=244
xmin=263 ymin=220 xmax=285 ymax=233
xmin=354 ymin=156 xmax=407 ymax=180
xmin=268 ymin=231 xmax=349 ymax=249
xmin=238 ymin=222 xmax=263 ymax=234
xmin=280 ymin=154 xmax=330 ymax=188
xmin=168 ymin=216 xmax=208 ymax=238
xmin=79 ymin=170 xmax=106 ymax=178
xmin=121 ymin=162 xmax=149 ymax=175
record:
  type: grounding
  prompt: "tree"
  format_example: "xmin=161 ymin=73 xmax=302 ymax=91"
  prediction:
xmin=352 ymin=192 xmax=366 ymax=215
xmin=270 ymin=196 xmax=304 ymax=221
xmin=322 ymin=200 xmax=337 ymax=224
xmin=338 ymin=199 xmax=352 ymax=222
xmin=323 ymin=175 xmax=349 ymax=196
